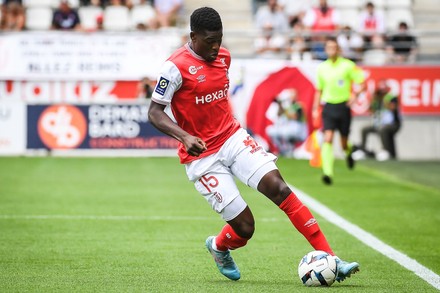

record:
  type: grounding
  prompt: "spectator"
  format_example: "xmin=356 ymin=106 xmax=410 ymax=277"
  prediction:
xmin=286 ymin=22 xmax=310 ymax=61
xmin=80 ymin=0 xmax=104 ymax=6
xmin=254 ymin=0 xmax=289 ymax=59
xmin=0 ymin=5 xmax=5 ymax=29
xmin=254 ymin=23 xmax=288 ymax=59
xmin=266 ymin=89 xmax=308 ymax=156
xmin=95 ymin=13 xmax=104 ymax=31
xmin=303 ymin=0 xmax=340 ymax=60
xmin=353 ymin=79 xmax=401 ymax=161
xmin=1 ymin=0 xmax=22 ymax=6
xmin=149 ymin=0 xmax=183 ymax=29
xmin=254 ymin=0 xmax=289 ymax=34
xmin=137 ymin=76 xmax=155 ymax=100
xmin=358 ymin=2 xmax=386 ymax=49
xmin=386 ymin=21 xmax=418 ymax=64
xmin=1 ymin=1 xmax=25 ymax=31
xmin=337 ymin=26 xmax=364 ymax=62
xmin=51 ymin=0 xmax=81 ymax=31
xmin=303 ymin=0 xmax=340 ymax=33
xmin=108 ymin=0 xmax=125 ymax=6
xmin=277 ymin=0 xmax=311 ymax=28
xmin=80 ymin=0 xmax=133 ymax=8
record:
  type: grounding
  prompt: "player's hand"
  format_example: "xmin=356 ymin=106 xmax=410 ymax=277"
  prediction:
xmin=347 ymin=94 xmax=357 ymax=107
xmin=312 ymin=108 xmax=320 ymax=120
xmin=183 ymin=136 xmax=207 ymax=157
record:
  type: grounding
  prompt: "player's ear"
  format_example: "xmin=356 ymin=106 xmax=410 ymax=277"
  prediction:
xmin=190 ymin=31 xmax=196 ymax=42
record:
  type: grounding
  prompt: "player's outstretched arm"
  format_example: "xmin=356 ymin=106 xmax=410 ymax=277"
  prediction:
xmin=148 ymin=101 xmax=207 ymax=157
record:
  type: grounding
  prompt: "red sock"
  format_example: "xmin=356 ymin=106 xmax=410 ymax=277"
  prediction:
xmin=279 ymin=193 xmax=334 ymax=255
xmin=215 ymin=224 xmax=249 ymax=251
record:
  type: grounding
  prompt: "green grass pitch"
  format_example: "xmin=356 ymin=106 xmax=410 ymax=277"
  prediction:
xmin=0 ymin=156 xmax=439 ymax=292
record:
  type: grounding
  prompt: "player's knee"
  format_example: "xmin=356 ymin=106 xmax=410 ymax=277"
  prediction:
xmin=258 ymin=172 xmax=291 ymax=205
xmin=236 ymin=220 xmax=255 ymax=239
xmin=231 ymin=219 xmax=255 ymax=240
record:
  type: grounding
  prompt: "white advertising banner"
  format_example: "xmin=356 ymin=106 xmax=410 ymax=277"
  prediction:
xmin=0 ymin=32 xmax=181 ymax=81
xmin=0 ymin=101 xmax=26 ymax=155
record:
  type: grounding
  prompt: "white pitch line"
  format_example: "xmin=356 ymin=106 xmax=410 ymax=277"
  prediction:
xmin=1 ymin=187 xmax=439 ymax=290
xmin=289 ymin=185 xmax=440 ymax=291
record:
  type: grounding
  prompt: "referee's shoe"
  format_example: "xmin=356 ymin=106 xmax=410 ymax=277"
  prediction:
xmin=346 ymin=149 xmax=355 ymax=170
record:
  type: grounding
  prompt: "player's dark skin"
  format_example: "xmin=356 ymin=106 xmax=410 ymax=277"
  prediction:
xmin=148 ymin=28 xmax=292 ymax=240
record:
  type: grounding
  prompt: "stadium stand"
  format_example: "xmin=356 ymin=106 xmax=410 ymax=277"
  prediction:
xmin=1 ymin=0 xmax=439 ymax=62
xmin=385 ymin=0 xmax=412 ymax=8
xmin=338 ymin=8 xmax=359 ymax=29
xmin=22 ymin=0 xmax=53 ymax=7
xmin=102 ymin=5 xmax=129 ymax=31
xmin=386 ymin=8 xmax=414 ymax=31
xmin=129 ymin=3 xmax=155 ymax=30
xmin=78 ymin=5 xmax=103 ymax=30
xmin=24 ymin=6 xmax=52 ymax=30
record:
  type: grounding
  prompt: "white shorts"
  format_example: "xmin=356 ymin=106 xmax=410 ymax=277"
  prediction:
xmin=186 ymin=128 xmax=278 ymax=221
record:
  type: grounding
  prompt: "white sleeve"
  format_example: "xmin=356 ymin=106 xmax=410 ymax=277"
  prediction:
xmin=302 ymin=9 xmax=316 ymax=27
xmin=357 ymin=12 xmax=367 ymax=32
xmin=376 ymin=11 xmax=386 ymax=34
xmin=332 ymin=9 xmax=340 ymax=26
xmin=151 ymin=60 xmax=182 ymax=106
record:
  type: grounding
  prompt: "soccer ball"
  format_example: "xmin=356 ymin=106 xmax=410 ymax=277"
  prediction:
xmin=297 ymin=250 xmax=337 ymax=287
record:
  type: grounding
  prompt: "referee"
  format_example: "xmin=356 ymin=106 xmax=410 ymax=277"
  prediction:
xmin=312 ymin=37 xmax=365 ymax=185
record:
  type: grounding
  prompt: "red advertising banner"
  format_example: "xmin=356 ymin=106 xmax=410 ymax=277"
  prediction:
xmin=363 ymin=66 xmax=440 ymax=115
xmin=0 ymin=81 xmax=140 ymax=103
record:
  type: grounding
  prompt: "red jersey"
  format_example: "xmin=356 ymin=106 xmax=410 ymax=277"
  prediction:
xmin=312 ymin=7 xmax=337 ymax=32
xmin=151 ymin=43 xmax=240 ymax=164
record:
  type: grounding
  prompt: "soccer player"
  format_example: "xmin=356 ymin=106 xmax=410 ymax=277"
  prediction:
xmin=148 ymin=7 xmax=359 ymax=282
xmin=312 ymin=37 xmax=365 ymax=185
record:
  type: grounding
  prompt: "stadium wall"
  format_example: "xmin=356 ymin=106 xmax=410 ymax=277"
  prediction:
xmin=0 ymin=32 xmax=439 ymax=160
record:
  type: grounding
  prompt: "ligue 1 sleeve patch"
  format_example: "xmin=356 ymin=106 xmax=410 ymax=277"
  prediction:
xmin=154 ymin=77 xmax=170 ymax=96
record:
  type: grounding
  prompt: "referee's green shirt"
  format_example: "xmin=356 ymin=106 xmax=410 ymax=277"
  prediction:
xmin=316 ymin=57 xmax=365 ymax=104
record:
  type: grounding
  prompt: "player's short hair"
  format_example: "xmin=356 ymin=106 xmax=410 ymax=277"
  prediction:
xmin=190 ymin=7 xmax=222 ymax=33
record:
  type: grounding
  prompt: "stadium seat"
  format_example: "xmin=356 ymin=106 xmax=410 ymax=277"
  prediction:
xmin=103 ymin=6 xmax=130 ymax=31
xmin=78 ymin=6 xmax=103 ymax=31
xmin=367 ymin=0 xmax=385 ymax=9
xmin=25 ymin=7 xmax=53 ymax=30
xmin=51 ymin=0 xmax=80 ymax=8
xmin=385 ymin=0 xmax=412 ymax=8
xmin=363 ymin=49 xmax=388 ymax=65
xmin=334 ymin=0 xmax=362 ymax=9
xmin=130 ymin=4 xmax=156 ymax=30
xmin=338 ymin=8 xmax=360 ymax=29
xmin=311 ymin=0 xmax=337 ymax=7
xmin=23 ymin=0 xmax=53 ymax=7
xmin=386 ymin=9 xmax=414 ymax=31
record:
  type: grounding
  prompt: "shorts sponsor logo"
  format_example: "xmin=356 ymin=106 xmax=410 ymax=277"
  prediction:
xmin=214 ymin=192 xmax=223 ymax=203
xmin=243 ymin=135 xmax=262 ymax=154
xmin=37 ymin=105 xmax=87 ymax=149
xmin=154 ymin=77 xmax=169 ymax=96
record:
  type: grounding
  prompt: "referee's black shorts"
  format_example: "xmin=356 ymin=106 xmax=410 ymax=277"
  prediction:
xmin=322 ymin=102 xmax=351 ymax=137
